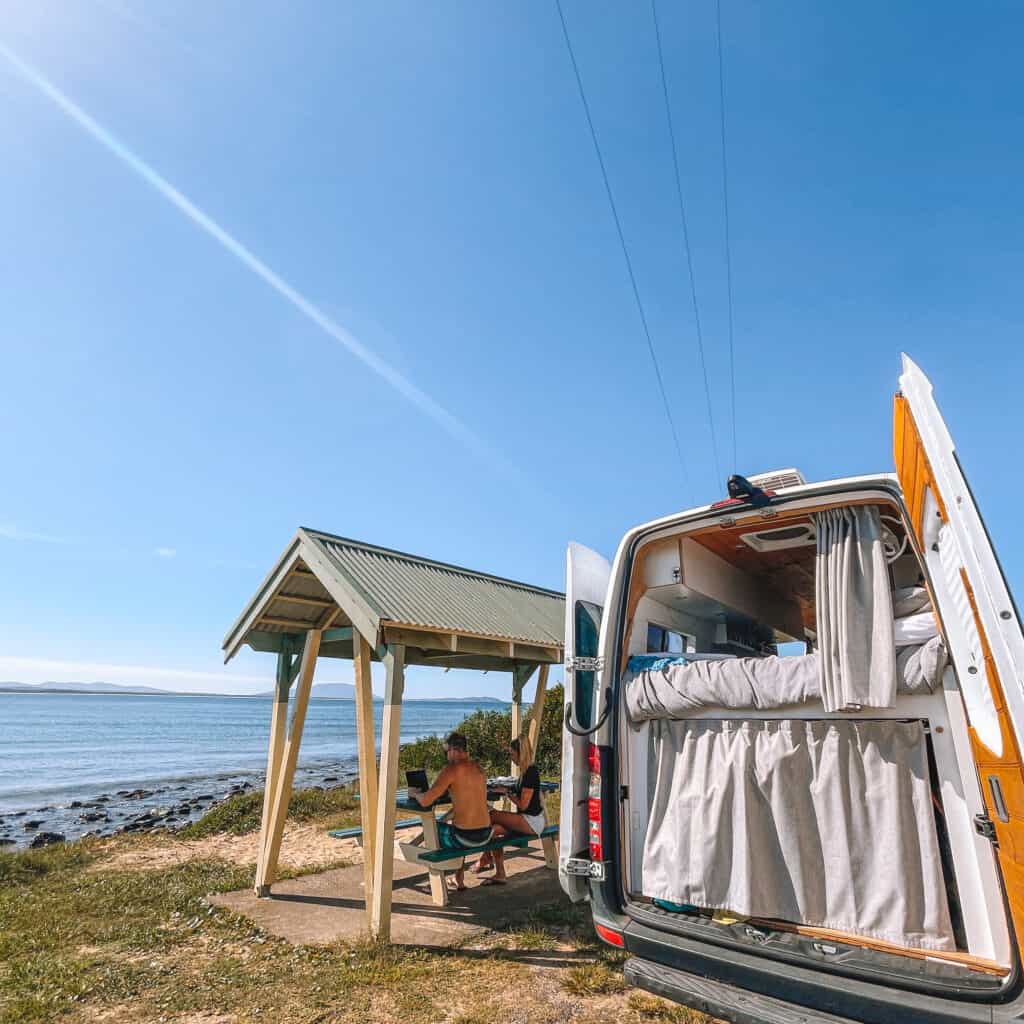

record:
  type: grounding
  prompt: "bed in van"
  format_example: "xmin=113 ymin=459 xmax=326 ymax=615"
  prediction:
xmin=559 ymin=356 xmax=1024 ymax=1023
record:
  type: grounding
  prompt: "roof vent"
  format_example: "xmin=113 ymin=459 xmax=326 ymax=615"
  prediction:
xmin=739 ymin=522 xmax=817 ymax=553
xmin=747 ymin=468 xmax=806 ymax=491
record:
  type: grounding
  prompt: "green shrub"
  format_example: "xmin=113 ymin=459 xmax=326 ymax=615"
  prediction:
xmin=180 ymin=785 xmax=359 ymax=838
xmin=398 ymin=683 xmax=564 ymax=777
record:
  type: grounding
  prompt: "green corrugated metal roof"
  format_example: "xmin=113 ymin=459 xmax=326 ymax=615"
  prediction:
xmin=304 ymin=529 xmax=565 ymax=646
xmin=222 ymin=528 xmax=565 ymax=663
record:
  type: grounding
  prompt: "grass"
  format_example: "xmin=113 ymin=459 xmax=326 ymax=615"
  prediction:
xmin=564 ymin=963 xmax=628 ymax=996
xmin=178 ymin=784 xmax=362 ymax=838
xmin=0 ymin=785 xmax=715 ymax=1024
xmin=627 ymin=992 xmax=713 ymax=1022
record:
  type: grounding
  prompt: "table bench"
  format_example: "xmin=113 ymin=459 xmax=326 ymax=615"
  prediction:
xmin=332 ymin=781 xmax=560 ymax=907
xmin=419 ymin=823 xmax=559 ymax=869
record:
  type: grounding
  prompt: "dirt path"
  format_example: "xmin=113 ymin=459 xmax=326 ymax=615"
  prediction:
xmin=93 ymin=822 xmax=361 ymax=873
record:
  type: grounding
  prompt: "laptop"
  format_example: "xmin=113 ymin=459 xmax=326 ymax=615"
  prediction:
xmin=405 ymin=769 xmax=430 ymax=795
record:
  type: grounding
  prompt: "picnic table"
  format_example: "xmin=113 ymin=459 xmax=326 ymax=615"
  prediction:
xmin=394 ymin=780 xmax=559 ymax=907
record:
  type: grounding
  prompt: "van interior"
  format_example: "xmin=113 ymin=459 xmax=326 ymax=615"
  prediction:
xmin=618 ymin=487 xmax=1014 ymax=991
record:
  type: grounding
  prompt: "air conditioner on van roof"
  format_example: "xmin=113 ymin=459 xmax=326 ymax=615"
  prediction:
xmin=747 ymin=468 xmax=806 ymax=491
xmin=739 ymin=522 xmax=817 ymax=552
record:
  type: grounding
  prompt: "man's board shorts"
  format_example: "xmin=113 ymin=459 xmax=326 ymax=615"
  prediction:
xmin=438 ymin=822 xmax=494 ymax=850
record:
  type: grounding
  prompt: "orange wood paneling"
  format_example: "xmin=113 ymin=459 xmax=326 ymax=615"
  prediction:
xmin=895 ymin=392 xmax=1022 ymax=954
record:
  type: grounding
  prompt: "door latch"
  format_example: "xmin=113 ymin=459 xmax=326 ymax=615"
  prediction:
xmin=974 ymin=813 xmax=999 ymax=845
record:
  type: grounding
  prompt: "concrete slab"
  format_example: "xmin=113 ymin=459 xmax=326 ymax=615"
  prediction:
xmin=211 ymin=847 xmax=565 ymax=947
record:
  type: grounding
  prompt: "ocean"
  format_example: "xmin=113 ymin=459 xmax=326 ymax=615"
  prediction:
xmin=0 ymin=692 xmax=505 ymax=845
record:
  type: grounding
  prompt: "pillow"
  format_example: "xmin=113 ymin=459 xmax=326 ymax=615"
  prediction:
xmin=892 ymin=586 xmax=931 ymax=619
xmin=893 ymin=611 xmax=939 ymax=648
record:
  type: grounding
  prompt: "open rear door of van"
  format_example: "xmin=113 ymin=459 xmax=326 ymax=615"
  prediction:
xmin=559 ymin=541 xmax=611 ymax=901
xmin=895 ymin=353 xmax=1024 ymax=951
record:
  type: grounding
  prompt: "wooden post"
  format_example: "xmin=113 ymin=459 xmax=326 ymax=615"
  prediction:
xmin=370 ymin=643 xmax=405 ymax=941
xmin=510 ymin=664 xmax=535 ymax=781
xmin=352 ymin=630 xmax=379 ymax=917
xmin=525 ymin=664 xmax=549 ymax=762
xmin=257 ymin=629 xmax=321 ymax=895
xmin=255 ymin=639 xmax=293 ymax=894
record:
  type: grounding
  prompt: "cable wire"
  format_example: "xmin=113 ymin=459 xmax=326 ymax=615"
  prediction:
xmin=651 ymin=0 xmax=722 ymax=490
xmin=715 ymin=0 xmax=737 ymax=470
xmin=554 ymin=0 xmax=691 ymax=496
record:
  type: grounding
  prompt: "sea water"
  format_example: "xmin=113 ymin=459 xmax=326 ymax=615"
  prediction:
xmin=0 ymin=693 xmax=500 ymax=813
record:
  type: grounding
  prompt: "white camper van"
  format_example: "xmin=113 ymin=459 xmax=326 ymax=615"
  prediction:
xmin=559 ymin=356 xmax=1024 ymax=1023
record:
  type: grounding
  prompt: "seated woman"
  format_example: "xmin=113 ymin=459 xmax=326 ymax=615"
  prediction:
xmin=476 ymin=735 xmax=546 ymax=885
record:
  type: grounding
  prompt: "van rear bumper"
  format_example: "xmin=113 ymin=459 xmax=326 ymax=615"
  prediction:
xmin=625 ymin=956 xmax=857 ymax=1024
xmin=621 ymin=916 xmax=1002 ymax=1024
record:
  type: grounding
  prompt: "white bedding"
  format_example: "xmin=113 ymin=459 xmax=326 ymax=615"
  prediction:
xmin=625 ymin=639 xmax=947 ymax=723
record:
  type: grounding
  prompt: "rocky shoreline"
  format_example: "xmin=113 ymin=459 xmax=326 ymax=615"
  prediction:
xmin=0 ymin=759 xmax=360 ymax=851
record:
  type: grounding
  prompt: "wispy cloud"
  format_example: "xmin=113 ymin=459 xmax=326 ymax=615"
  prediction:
xmin=0 ymin=41 xmax=513 ymax=473
xmin=154 ymin=546 xmax=177 ymax=558
xmin=0 ymin=523 xmax=68 ymax=544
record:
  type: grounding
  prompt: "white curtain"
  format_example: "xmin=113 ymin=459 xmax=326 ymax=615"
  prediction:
xmin=814 ymin=507 xmax=897 ymax=712
xmin=642 ymin=718 xmax=955 ymax=951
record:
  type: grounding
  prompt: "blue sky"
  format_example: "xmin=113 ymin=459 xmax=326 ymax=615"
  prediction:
xmin=1 ymin=1 xmax=1021 ymax=699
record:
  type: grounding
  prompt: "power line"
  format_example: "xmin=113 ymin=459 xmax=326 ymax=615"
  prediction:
xmin=554 ymin=0 xmax=691 ymax=496
xmin=651 ymin=0 xmax=722 ymax=490
xmin=715 ymin=0 xmax=738 ymax=470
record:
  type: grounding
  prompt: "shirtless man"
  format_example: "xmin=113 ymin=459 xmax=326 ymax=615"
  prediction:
xmin=412 ymin=732 xmax=492 ymax=890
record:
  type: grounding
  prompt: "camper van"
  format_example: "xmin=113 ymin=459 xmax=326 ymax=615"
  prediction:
xmin=559 ymin=356 xmax=1024 ymax=1024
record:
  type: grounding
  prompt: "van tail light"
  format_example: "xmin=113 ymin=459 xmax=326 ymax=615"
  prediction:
xmin=588 ymin=742 xmax=603 ymax=862
xmin=595 ymin=922 xmax=625 ymax=948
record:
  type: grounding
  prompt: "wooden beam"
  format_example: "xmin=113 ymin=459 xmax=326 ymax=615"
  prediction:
xmin=370 ymin=643 xmax=405 ymax=941
xmin=254 ymin=640 xmax=293 ymax=894
xmin=257 ymin=629 xmax=322 ymax=895
xmin=319 ymin=626 xmax=355 ymax=644
xmin=379 ymin=620 xmax=560 ymax=662
xmin=274 ymin=593 xmax=334 ymax=609
xmin=258 ymin=614 xmax=320 ymax=630
xmin=525 ymin=664 xmax=550 ymax=762
xmin=246 ymin=630 xmax=302 ymax=655
xmin=318 ymin=606 xmax=341 ymax=630
xmin=381 ymin=624 xmax=457 ymax=652
xmin=352 ymin=630 xmax=379 ymax=920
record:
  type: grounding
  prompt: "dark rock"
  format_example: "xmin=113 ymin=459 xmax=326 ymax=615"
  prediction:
xmin=22 ymin=820 xmax=42 ymax=831
xmin=195 ymin=794 xmax=214 ymax=801
xmin=125 ymin=789 xmax=153 ymax=801
xmin=30 ymin=832 xmax=66 ymax=848
xmin=96 ymin=795 xmax=110 ymax=803
xmin=0 ymin=838 xmax=16 ymax=846
xmin=80 ymin=811 xmax=108 ymax=823
xmin=11 ymin=810 xmax=26 ymax=817
xmin=174 ymin=803 xmax=192 ymax=815
xmin=69 ymin=800 xmax=83 ymax=809
xmin=323 ymin=776 xmax=339 ymax=783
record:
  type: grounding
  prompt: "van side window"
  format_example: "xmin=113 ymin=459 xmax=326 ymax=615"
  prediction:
xmin=574 ymin=600 xmax=601 ymax=730
xmin=647 ymin=623 xmax=694 ymax=655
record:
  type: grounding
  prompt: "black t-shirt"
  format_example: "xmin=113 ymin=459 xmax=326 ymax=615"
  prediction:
xmin=515 ymin=764 xmax=543 ymax=817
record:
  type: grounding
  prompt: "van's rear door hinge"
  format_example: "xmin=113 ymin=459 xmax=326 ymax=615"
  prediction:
xmin=974 ymin=813 xmax=999 ymax=845
xmin=565 ymin=655 xmax=604 ymax=672
xmin=562 ymin=857 xmax=606 ymax=881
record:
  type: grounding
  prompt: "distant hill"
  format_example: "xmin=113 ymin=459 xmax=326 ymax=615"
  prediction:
xmin=0 ymin=681 xmax=179 ymax=696
xmin=0 ymin=681 xmax=509 ymax=703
